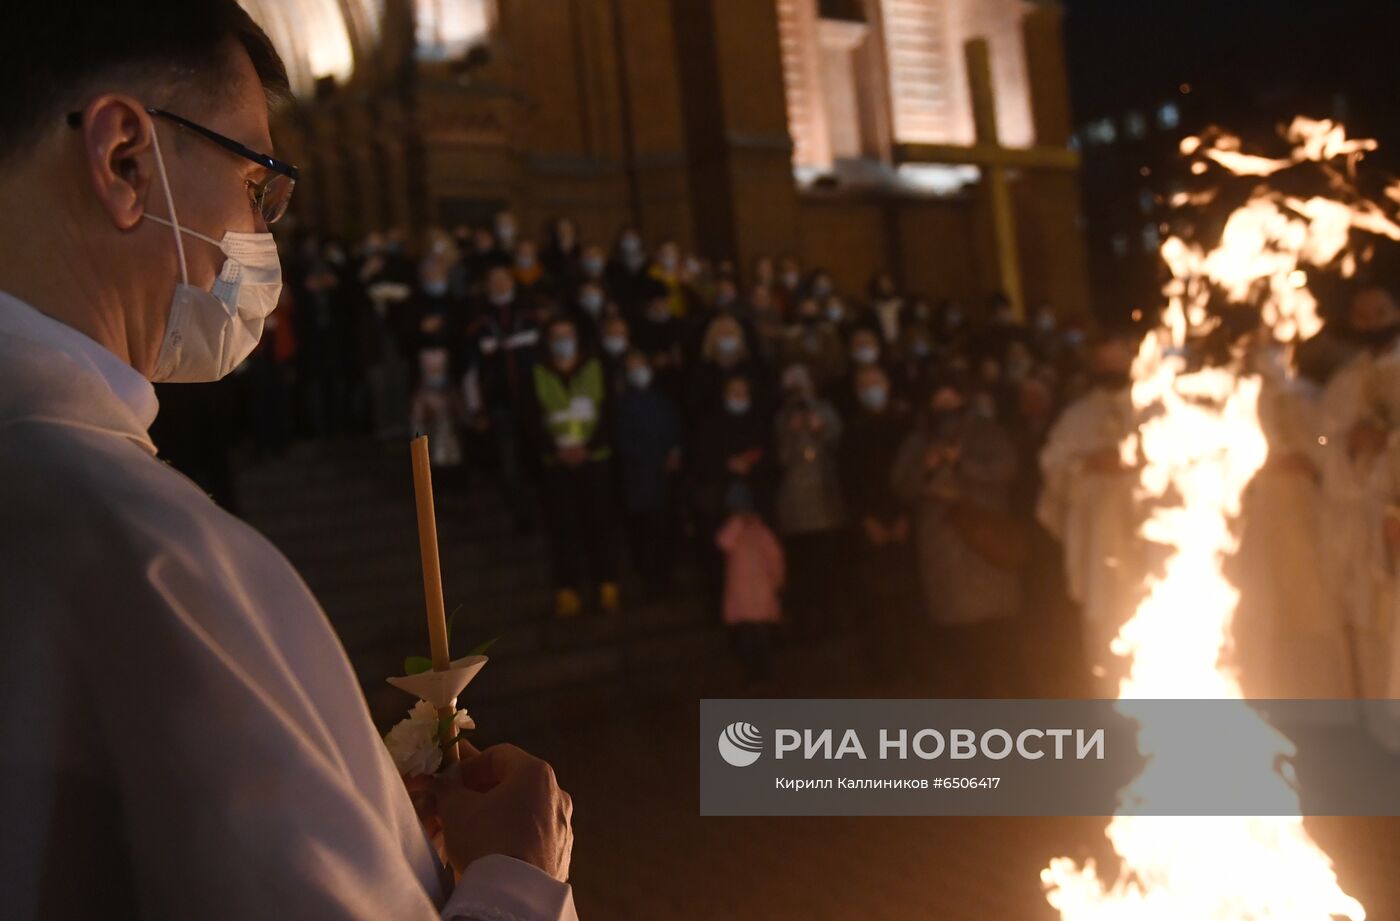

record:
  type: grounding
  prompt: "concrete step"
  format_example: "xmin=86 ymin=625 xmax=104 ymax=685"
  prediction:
xmin=232 ymin=435 xmax=720 ymax=733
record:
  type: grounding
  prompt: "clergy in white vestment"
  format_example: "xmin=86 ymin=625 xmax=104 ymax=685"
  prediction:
xmin=1317 ymin=285 xmax=1400 ymax=748
xmin=1037 ymin=335 xmax=1147 ymax=695
xmin=0 ymin=3 xmax=578 ymax=918
xmin=1231 ymin=338 xmax=1351 ymax=699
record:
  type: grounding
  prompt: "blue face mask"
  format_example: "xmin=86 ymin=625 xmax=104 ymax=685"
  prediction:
xmin=423 ymin=280 xmax=449 ymax=298
xmin=725 ymin=397 xmax=751 ymax=416
xmin=602 ymin=335 xmax=628 ymax=356
xmin=716 ymin=336 xmax=741 ymax=359
xmin=550 ymin=337 xmax=578 ymax=362
xmin=852 ymin=345 xmax=878 ymax=365
xmin=627 ymin=366 xmax=653 ymax=389
xmin=858 ymin=385 xmax=889 ymax=411
xmin=580 ymin=290 xmax=605 ymax=315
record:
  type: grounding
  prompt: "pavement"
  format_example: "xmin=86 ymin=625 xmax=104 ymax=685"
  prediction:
xmin=234 ymin=438 xmax=1400 ymax=920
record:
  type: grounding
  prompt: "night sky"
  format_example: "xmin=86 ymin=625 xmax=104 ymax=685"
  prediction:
xmin=1063 ymin=0 xmax=1400 ymax=161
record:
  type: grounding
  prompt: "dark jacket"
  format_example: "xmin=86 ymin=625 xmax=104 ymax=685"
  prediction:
xmin=840 ymin=403 xmax=912 ymax=526
xmin=615 ymin=385 xmax=684 ymax=513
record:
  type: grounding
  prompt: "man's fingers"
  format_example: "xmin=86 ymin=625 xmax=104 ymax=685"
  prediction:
xmin=447 ymin=743 xmax=546 ymax=793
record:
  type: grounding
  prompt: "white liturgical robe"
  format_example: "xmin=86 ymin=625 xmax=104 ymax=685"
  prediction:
xmin=1037 ymin=386 xmax=1145 ymax=690
xmin=1233 ymin=374 xmax=1351 ymax=698
xmin=0 ymin=291 xmax=578 ymax=920
xmin=1318 ymin=338 xmax=1400 ymax=748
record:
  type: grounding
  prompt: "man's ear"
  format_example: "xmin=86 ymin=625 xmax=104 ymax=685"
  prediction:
xmin=78 ymin=95 xmax=155 ymax=232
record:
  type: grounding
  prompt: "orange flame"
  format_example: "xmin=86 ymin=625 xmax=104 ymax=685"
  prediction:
xmin=1040 ymin=116 xmax=1398 ymax=920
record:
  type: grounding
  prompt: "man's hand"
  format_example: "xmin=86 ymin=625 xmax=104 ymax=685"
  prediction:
xmin=434 ymin=744 xmax=575 ymax=883
xmin=557 ymin=445 xmax=587 ymax=467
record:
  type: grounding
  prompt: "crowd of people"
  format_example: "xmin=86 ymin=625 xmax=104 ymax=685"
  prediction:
xmin=217 ymin=209 xmax=1397 ymax=710
xmin=230 ymin=210 xmax=1109 ymax=690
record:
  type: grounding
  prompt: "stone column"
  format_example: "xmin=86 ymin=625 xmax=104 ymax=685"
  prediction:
xmin=670 ymin=0 xmax=801 ymax=266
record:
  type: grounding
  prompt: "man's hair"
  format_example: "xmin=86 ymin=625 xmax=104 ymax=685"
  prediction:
xmin=4 ymin=1 xmax=289 ymax=157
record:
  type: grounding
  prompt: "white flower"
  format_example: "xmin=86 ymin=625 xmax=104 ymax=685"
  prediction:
xmin=383 ymin=700 xmax=476 ymax=777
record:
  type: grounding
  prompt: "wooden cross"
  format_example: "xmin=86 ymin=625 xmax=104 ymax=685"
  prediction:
xmin=893 ymin=38 xmax=1080 ymax=321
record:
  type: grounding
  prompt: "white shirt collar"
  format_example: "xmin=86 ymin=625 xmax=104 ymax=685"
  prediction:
xmin=0 ymin=290 xmax=159 ymax=431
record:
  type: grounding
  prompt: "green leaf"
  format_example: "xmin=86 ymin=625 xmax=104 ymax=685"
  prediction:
xmin=404 ymin=655 xmax=433 ymax=675
xmin=445 ymin=603 xmax=465 ymax=643
xmin=443 ymin=732 xmax=473 ymax=747
xmin=468 ymin=635 xmax=501 ymax=657
xmin=436 ymin=714 xmax=456 ymax=742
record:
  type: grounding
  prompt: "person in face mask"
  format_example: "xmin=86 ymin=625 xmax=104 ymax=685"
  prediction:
xmin=1037 ymin=332 xmax=1147 ymax=694
xmin=575 ymin=281 xmax=606 ymax=322
xmin=691 ymin=373 xmax=770 ymax=615
xmin=648 ymin=240 xmax=694 ymax=320
xmin=849 ymin=328 xmax=881 ymax=368
xmin=464 ymin=265 xmax=548 ymax=530
xmin=612 ymin=227 xmax=645 ymax=273
xmin=512 ymin=239 xmax=548 ymax=299
xmin=541 ymin=216 xmax=579 ymax=279
xmin=406 ymin=265 xmax=464 ymax=403
xmin=0 ymin=3 xmax=577 ymax=918
xmin=529 ymin=315 xmax=622 ymax=620
xmin=604 ymin=226 xmax=650 ymax=315
xmin=494 ymin=209 xmax=518 ymax=251
xmin=771 ymin=255 xmax=802 ymax=317
xmin=891 ymin=375 xmax=1022 ymax=679
xmin=632 ymin=283 xmax=684 ymax=396
xmin=839 ymin=363 xmax=918 ymax=677
xmin=579 ymin=243 xmax=607 ymax=281
xmin=1230 ymin=330 xmax=1346 ymax=700
xmin=614 ymin=350 xmax=684 ymax=596
xmin=1318 ymin=284 xmax=1400 ymax=731
xmin=778 ymin=296 xmax=845 ymax=394
xmin=599 ymin=315 xmax=630 ymax=361
xmin=773 ymin=362 xmax=846 ymax=643
xmin=691 ymin=314 xmax=760 ymax=416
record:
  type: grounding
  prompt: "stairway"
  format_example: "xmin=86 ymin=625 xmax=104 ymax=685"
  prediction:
xmin=232 ymin=437 xmax=726 ymax=735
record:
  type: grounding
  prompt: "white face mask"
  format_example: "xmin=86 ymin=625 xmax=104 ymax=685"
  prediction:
xmin=144 ymin=125 xmax=282 ymax=383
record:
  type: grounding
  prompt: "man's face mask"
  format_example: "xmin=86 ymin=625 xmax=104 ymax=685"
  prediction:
xmin=144 ymin=125 xmax=282 ymax=383
xmin=579 ymin=289 xmax=605 ymax=316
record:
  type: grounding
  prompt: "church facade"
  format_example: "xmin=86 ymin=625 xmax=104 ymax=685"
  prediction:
xmin=254 ymin=0 xmax=1089 ymax=315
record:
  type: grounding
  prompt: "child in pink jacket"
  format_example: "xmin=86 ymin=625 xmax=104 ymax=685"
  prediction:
xmin=715 ymin=483 xmax=786 ymax=685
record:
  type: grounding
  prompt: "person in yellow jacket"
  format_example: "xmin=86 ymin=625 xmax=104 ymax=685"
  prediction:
xmin=530 ymin=315 xmax=622 ymax=617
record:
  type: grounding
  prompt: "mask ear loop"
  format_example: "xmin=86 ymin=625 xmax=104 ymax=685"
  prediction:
xmin=147 ymin=122 xmax=190 ymax=287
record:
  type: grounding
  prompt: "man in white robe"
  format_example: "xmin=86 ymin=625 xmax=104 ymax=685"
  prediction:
xmin=0 ymin=3 xmax=577 ymax=917
xmin=1037 ymin=336 xmax=1146 ymax=694
xmin=1232 ymin=339 xmax=1351 ymax=698
xmin=1318 ymin=285 xmax=1400 ymax=747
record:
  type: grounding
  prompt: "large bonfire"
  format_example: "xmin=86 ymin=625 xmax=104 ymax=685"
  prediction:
xmin=1042 ymin=117 xmax=1400 ymax=919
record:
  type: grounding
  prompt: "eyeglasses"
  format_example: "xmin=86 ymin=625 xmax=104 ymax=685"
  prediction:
xmin=66 ymin=106 xmax=299 ymax=225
